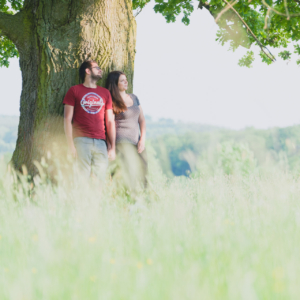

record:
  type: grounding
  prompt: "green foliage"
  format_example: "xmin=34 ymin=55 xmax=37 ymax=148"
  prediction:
xmin=238 ymin=50 xmax=255 ymax=68
xmin=0 ymin=0 xmax=23 ymax=67
xmin=133 ymin=0 xmax=194 ymax=24
xmin=0 ymin=0 xmax=23 ymax=11
xmin=153 ymin=0 xmax=194 ymax=25
xmin=146 ymin=120 xmax=300 ymax=177
xmin=1 ymin=0 xmax=300 ymax=67
xmin=294 ymin=44 xmax=300 ymax=55
xmin=0 ymin=34 xmax=19 ymax=67
xmin=132 ymin=0 xmax=151 ymax=12
xmin=278 ymin=50 xmax=291 ymax=61
xmin=201 ymin=0 xmax=300 ymax=65
xmin=259 ymin=51 xmax=273 ymax=65
xmin=217 ymin=141 xmax=257 ymax=176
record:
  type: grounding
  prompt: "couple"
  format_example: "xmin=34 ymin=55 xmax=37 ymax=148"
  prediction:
xmin=63 ymin=60 xmax=147 ymax=189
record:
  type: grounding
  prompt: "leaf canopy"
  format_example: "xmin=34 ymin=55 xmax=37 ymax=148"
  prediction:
xmin=0 ymin=0 xmax=23 ymax=66
xmin=200 ymin=0 xmax=300 ymax=66
xmin=1 ymin=0 xmax=300 ymax=67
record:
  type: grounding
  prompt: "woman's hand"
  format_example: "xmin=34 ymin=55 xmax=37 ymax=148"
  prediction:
xmin=138 ymin=106 xmax=146 ymax=154
xmin=137 ymin=138 xmax=145 ymax=154
xmin=108 ymin=147 xmax=116 ymax=161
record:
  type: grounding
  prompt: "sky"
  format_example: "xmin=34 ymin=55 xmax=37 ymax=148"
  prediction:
xmin=1 ymin=3 xmax=300 ymax=129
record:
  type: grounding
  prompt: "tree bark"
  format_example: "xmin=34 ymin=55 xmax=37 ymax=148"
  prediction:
xmin=1 ymin=0 xmax=136 ymax=175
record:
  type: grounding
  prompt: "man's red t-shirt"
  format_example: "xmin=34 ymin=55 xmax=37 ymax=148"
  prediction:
xmin=63 ymin=84 xmax=113 ymax=140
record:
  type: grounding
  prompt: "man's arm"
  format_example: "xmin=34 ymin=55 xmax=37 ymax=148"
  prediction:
xmin=105 ymin=109 xmax=116 ymax=161
xmin=64 ymin=105 xmax=77 ymax=158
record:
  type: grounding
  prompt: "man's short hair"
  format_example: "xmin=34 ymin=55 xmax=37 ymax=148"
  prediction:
xmin=79 ymin=60 xmax=97 ymax=83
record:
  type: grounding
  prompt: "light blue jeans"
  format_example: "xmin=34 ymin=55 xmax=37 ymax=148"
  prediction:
xmin=73 ymin=137 xmax=108 ymax=181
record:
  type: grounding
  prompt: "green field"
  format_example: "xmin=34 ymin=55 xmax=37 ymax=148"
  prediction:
xmin=0 ymin=145 xmax=299 ymax=299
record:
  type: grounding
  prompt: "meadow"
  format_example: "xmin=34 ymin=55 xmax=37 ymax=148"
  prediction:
xmin=0 ymin=142 xmax=300 ymax=299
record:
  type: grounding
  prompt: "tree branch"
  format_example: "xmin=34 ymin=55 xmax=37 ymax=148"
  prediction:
xmin=23 ymin=0 xmax=38 ymax=10
xmin=217 ymin=0 xmax=276 ymax=62
xmin=134 ymin=7 xmax=143 ymax=17
xmin=262 ymin=0 xmax=300 ymax=17
xmin=0 ymin=11 xmax=24 ymax=45
xmin=215 ymin=0 xmax=238 ymax=23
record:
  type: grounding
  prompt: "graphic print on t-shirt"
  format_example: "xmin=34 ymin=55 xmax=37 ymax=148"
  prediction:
xmin=80 ymin=92 xmax=104 ymax=114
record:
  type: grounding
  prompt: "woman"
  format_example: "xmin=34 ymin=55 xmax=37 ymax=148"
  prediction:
xmin=105 ymin=71 xmax=148 ymax=190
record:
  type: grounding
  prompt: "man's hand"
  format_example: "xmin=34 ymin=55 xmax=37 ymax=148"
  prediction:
xmin=64 ymin=105 xmax=76 ymax=158
xmin=69 ymin=143 xmax=77 ymax=158
xmin=137 ymin=139 xmax=145 ymax=154
xmin=108 ymin=148 xmax=116 ymax=161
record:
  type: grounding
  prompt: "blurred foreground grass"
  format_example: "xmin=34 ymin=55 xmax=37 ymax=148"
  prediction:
xmin=0 ymin=148 xmax=300 ymax=300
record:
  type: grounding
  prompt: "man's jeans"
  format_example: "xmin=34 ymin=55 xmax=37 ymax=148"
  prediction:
xmin=74 ymin=137 xmax=108 ymax=181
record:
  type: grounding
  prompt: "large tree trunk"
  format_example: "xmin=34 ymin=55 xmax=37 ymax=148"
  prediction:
xmin=2 ymin=0 xmax=136 ymax=175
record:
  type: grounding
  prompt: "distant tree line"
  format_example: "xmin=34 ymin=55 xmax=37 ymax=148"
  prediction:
xmin=2 ymin=115 xmax=300 ymax=176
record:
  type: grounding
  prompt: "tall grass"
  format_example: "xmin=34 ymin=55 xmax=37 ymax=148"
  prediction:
xmin=0 ymin=146 xmax=300 ymax=299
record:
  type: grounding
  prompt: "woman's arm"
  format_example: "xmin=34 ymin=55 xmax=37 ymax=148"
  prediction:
xmin=138 ymin=106 xmax=146 ymax=153
xmin=106 ymin=113 xmax=115 ymax=151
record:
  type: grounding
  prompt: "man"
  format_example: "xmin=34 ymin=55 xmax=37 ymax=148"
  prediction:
xmin=63 ymin=60 xmax=115 ymax=181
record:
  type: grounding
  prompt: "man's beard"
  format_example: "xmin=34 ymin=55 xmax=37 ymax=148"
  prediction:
xmin=91 ymin=73 xmax=102 ymax=81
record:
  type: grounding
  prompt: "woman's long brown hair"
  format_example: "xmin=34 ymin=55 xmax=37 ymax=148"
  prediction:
xmin=105 ymin=71 xmax=127 ymax=114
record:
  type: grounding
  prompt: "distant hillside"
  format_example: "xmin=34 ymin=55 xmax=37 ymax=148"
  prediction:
xmin=3 ymin=115 xmax=300 ymax=178
xmin=145 ymin=116 xmax=220 ymax=139
xmin=151 ymin=125 xmax=300 ymax=176
xmin=0 ymin=115 xmax=219 ymax=156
